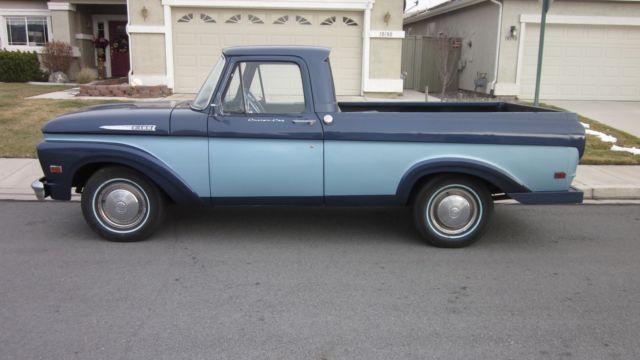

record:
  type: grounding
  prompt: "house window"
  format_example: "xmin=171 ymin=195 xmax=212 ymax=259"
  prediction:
xmin=273 ymin=15 xmax=288 ymax=25
xmin=5 ymin=16 xmax=48 ymax=46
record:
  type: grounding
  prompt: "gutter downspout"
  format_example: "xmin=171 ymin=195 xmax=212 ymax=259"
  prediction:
xmin=489 ymin=0 xmax=502 ymax=95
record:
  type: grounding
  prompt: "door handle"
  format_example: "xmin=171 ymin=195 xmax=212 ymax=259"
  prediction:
xmin=292 ymin=119 xmax=316 ymax=126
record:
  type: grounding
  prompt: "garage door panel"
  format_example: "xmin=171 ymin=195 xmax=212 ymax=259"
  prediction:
xmin=521 ymin=23 xmax=640 ymax=100
xmin=172 ymin=7 xmax=362 ymax=94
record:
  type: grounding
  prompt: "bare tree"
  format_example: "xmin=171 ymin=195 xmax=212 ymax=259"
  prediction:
xmin=434 ymin=32 xmax=459 ymax=100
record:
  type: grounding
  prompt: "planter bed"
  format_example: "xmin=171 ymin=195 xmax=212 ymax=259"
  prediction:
xmin=79 ymin=79 xmax=171 ymax=98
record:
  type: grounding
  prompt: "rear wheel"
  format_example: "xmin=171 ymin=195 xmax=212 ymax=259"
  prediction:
xmin=81 ymin=167 xmax=166 ymax=242
xmin=413 ymin=176 xmax=493 ymax=248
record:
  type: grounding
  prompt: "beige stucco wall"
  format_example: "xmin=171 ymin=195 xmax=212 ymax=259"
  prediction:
xmin=368 ymin=0 xmax=404 ymax=89
xmin=50 ymin=10 xmax=75 ymax=43
xmin=130 ymin=33 xmax=166 ymax=75
xmin=128 ymin=0 xmax=167 ymax=79
xmin=128 ymin=0 xmax=163 ymax=25
xmin=0 ymin=0 xmax=48 ymax=10
xmin=499 ymin=0 xmax=640 ymax=86
xmin=404 ymin=2 xmax=500 ymax=93
xmin=49 ymin=9 xmax=81 ymax=78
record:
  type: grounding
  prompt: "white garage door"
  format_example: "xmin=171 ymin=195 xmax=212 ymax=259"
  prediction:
xmin=520 ymin=24 xmax=640 ymax=100
xmin=172 ymin=8 xmax=363 ymax=95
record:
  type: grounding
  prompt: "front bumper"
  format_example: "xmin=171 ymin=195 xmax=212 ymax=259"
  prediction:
xmin=31 ymin=177 xmax=49 ymax=200
xmin=508 ymin=187 xmax=583 ymax=205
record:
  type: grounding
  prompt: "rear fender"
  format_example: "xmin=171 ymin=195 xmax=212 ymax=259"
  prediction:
xmin=396 ymin=158 xmax=530 ymax=203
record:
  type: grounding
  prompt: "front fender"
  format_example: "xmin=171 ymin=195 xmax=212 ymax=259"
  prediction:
xmin=396 ymin=157 xmax=530 ymax=203
xmin=36 ymin=140 xmax=203 ymax=204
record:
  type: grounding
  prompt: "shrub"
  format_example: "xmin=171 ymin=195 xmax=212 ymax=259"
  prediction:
xmin=0 ymin=50 xmax=46 ymax=82
xmin=40 ymin=41 xmax=73 ymax=73
xmin=76 ymin=67 xmax=98 ymax=84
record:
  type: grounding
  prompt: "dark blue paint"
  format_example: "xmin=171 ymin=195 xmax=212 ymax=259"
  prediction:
xmin=221 ymin=46 xmax=337 ymax=113
xmin=324 ymin=195 xmax=400 ymax=206
xmin=508 ymin=187 xmax=584 ymax=204
xmin=210 ymin=196 xmax=323 ymax=206
xmin=209 ymin=55 xmax=323 ymax=140
xmin=323 ymin=111 xmax=585 ymax=157
xmin=208 ymin=195 xmax=399 ymax=206
xmin=36 ymin=140 xmax=202 ymax=204
xmin=42 ymin=102 xmax=173 ymax=135
xmin=170 ymin=102 xmax=208 ymax=136
xmin=396 ymin=158 xmax=530 ymax=203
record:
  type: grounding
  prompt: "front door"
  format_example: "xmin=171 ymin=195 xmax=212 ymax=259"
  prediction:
xmin=208 ymin=57 xmax=323 ymax=204
xmin=108 ymin=21 xmax=130 ymax=77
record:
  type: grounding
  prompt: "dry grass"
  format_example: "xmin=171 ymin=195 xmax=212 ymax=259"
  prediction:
xmin=0 ymin=83 xmax=116 ymax=157
xmin=538 ymin=103 xmax=640 ymax=165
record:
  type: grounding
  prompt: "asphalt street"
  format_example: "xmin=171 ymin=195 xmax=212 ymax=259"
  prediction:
xmin=0 ymin=201 xmax=639 ymax=360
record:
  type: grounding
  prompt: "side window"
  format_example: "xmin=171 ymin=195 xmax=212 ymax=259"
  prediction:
xmin=221 ymin=61 xmax=306 ymax=114
xmin=221 ymin=65 xmax=244 ymax=113
xmin=248 ymin=63 xmax=305 ymax=113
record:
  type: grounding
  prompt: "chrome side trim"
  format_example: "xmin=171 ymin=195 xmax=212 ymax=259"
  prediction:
xmin=99 ymin=125 xmax=157 ymax=132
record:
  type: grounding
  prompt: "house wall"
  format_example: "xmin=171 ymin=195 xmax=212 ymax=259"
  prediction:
xmin=130 ymin=33 xmax=166 ymax=76
xmin=127 ymin=0 xmax=404 ymax=93
xmin=129 ymin=0 xmax=163 ymax=25
xmin=127 ymin=0 xmax=166 ymax=83
xmin=404 ymin=2 xmax=500 ymax=93
xmin=0 ymin=0 xmax=47 ymax=11
xmin=368 ymin=0 xmax=405 ymax=91
xmin=497 ymin=0 xmax=640 ymax=94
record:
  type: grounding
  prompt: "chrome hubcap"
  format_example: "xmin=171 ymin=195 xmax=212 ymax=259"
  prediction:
xmin=428 ymin=187 xmax=479 ymax=236
xmin=95 ymin=181 xmax=148 ymax=231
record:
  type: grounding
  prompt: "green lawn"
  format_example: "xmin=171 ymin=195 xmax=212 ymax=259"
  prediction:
xmin=0 ymin=83 xmax=117 ymax=157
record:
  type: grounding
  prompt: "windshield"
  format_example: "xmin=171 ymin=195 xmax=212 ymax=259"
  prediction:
xmin=191 ymin=55 xmax=226 ymax=110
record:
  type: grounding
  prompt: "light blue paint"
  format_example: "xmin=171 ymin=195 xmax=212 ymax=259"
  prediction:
xmin=44 ymin=134 xmax=211 ymax=197
xmin=209 ymin=138 xmax=323 ymax=197
xmin=324 ymin=141 xmax=579 ymax=196
xmin=44 ymin=134 xmax=579 ymax=199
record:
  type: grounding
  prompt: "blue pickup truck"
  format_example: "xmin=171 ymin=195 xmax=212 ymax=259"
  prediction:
xmin=33 ymin=46 xmax=585 ymax=247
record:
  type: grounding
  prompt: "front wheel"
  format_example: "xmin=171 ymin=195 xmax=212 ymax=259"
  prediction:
xmin=413 ymin=176 xmax=493 ymax=248
xmin=81 ymin=167 xmax=166 ymax=242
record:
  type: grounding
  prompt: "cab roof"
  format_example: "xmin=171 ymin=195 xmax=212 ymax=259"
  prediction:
xmin=222 ymin=46 xmax=330 ymax=60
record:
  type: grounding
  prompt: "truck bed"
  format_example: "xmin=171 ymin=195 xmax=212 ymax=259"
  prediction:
xmin=338 ymin=101 xmax=555 ymax=113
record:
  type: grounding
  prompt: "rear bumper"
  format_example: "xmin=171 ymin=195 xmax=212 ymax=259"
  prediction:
xmin=508 ymin=187 xmax=583 ymax=205
xmin=31 ymin=177 xmax=50 ymax=200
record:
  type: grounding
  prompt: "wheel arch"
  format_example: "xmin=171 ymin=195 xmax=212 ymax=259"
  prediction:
xmin=397 ymin=158 xmax=529 ymax=204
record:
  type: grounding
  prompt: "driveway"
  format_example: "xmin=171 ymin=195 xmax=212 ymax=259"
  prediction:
xmin=548 ymin=100 xmax=640 ymax=137
xmin=1 ymin=201 xmax=640 ymax=359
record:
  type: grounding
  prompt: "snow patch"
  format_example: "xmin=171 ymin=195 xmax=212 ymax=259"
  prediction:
xmin=611 ymin=145 xmax=640 ymax=156
xmin=585 ymin=129 xmax=617 ymax=143
xmin=581 ymin=122 xmax=639 ymax=156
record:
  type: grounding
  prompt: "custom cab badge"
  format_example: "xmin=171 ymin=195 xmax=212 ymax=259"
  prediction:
xmin=99 ymin=125 xmax=157 ymax=132
xmin=247 ymin=117 xmax=285 ymax=123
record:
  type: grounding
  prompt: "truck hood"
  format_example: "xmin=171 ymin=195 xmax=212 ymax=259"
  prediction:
xmin=42 ymin=101 xmax=182 ymax=135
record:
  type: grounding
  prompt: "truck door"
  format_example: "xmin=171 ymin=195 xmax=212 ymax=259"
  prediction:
xmin=208 ymin=56 xmax=323 ymax=204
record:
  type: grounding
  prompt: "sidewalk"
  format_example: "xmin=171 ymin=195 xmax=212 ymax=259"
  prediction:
xmin=1 ymin=159 xmax=638 ymax=201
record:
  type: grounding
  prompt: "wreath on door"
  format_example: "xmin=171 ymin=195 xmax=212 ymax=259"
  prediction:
xmin=111 ymin=35 xmax=129 ymax=53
